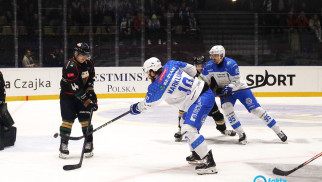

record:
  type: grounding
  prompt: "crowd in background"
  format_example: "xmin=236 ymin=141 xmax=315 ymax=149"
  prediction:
xmin=0 ymin=0 xmax=321 ymax=67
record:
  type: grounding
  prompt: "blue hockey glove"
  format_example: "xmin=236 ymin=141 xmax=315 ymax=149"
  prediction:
xmin=223 ymin=85 xmax=233 ymax=96
xmin=130 ymin=102 xmax=141 ymax=115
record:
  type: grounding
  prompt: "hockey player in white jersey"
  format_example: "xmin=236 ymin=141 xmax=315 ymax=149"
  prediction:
xmin=130 ymin=57 xmax=218 ymax=174
xmin=199 ymin=45 xmax=287 ymax=144
xmin=174 ymin=56 xmax=236 ymax=142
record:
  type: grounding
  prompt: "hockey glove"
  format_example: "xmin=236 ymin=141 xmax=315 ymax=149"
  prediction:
xmin=84 ymin=99 xmax=98 ymax=111
xmin=130 ymin=102 xmax=141 ymax=115
xmin=214 ymin=87 xmax=223 ymax=95
xmin=223 ymin=85 xmax=233 ymax=96
xmin=87 ymin=89 xmax=97 ymax=103
xmin=88 ymin=101 xmax=98 ymax=111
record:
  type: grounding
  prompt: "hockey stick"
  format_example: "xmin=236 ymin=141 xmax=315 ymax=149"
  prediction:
xmin=54 ymin=110 xmax=130 ymax=140
xmin=63 ymin=109 xmax=94 ymax=171
xmin=215 ymin=70 xmax=269 ymax=97
xmin=272 ymin=152 xmax=322 ymax=176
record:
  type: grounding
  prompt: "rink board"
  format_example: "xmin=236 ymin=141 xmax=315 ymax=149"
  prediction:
xmin=1 ymin=66 xmax=322 ymax=101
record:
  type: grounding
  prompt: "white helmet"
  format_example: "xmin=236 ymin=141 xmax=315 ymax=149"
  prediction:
xmin=209 ymin=45 xmax=225 ymax=59
xmin=143 ymin=57 xmax=162 ymax=75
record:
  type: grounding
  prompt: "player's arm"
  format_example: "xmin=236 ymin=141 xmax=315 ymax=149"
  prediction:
xmin=130 ymin=87 xmax=162 ymax=115
xmin=180 ymin=63 xmax=197 ymax=77
xmin=84 ymin=60 xmax=95 ymax=90
xmin=226 ymin=63 xmax=242 ymax=91
xmin=198 ymin=64 xmax=212 ymax=85
xmin=173 ymin=60 xmax=197 ymax=77
xmin=85 ymin=60 xmax=97 ymax=103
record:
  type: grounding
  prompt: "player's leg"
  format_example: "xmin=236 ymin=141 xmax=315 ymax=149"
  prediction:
xmin=0 ymin=103 xmax=16 ymax=149
xmin=182 ymin=89 xmax=218 ymax=174
xmin=208 ymin=102 xmax=236 ymax=136
xmin=250 ymin=107 xmax=287 ymax=142
xmin=181 ymin=124 xmax=217 ymax=175
xmin=222 ymin=102 xmax=247 ymax=144
xmin=59 ymin=94 xmax=77 ymax=159
xmin=238 ymin=90 xmax=287 ymax=142
xmin=78 ymin=107 xmax=94 ymax=158
xmin=174 ymin=110 xmax=184 ymax=142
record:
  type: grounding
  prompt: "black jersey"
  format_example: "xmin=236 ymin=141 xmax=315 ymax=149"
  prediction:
xmin=60 ymin=58 xmax=95 ymax=105
xmin=0 ymin=71 xmax=5 ymax=102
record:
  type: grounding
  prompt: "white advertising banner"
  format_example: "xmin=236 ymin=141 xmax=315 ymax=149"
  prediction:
xmin=1 ymin=66 xmax=321 ymax=98
xmin=239 ymin=67 xmax=321 ymax=92
xmin=1 ymin=67 xmax=150 ymax=97
xmin=94 ymin=67 xmax=150 ymax=94
xmin=1 ymin=68 xmax=61 ymax=96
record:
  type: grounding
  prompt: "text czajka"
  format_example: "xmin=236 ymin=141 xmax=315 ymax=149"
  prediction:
xmin=5 ymin=79 xmax=51 ymax=90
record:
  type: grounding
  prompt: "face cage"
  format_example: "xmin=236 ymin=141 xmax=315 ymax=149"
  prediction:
xmin=209 ymin=53 xmax=223 ymax=60
xmin=194 ymin=63 xmax=205 ymax=69
xmin=142 ymin=67 xmax=150 ymax=77
xmin=76 ymin=51 xmax=91 ymax=60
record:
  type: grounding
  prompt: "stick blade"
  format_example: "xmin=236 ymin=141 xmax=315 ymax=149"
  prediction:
xmin=63 ymin=164 xmax=81 ymax=171
xmin=272 ymin=167 xmax=290 ymax=176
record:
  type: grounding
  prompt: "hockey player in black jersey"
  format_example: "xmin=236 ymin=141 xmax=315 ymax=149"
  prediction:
xmin=174 ymin=56 xmax=236 ymax=142
xmin=59 ymin=43 xmax=98 ymax=159
xmin=0 ymin=71 xmax=5 ymax=107
xmin=0 ymin=71 xmax=16 ymax=150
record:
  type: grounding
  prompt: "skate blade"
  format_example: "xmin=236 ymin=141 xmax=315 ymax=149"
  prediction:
xmin=221 ymin=131 xmax=237 ymax=137
xmin=85 ymin=152 xmax=94 ymax=158
xmin=188 ymin=160 xmax=203 ymax=165
xmin=196 ymin=167 xmax=218 ymax=175
xmin=239 ymin=140 xmax=248 ymax=145
xmin=59 ymin=153 xmax=68 ymax=159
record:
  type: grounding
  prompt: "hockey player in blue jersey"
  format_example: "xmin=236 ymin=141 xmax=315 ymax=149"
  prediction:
xmin=174 ymin=56 xmax=236 ymax=142
xmin=199 ymin=45 xmax=287 ymax=144
xmin=130 ymin=57 xmax=218 ymax=174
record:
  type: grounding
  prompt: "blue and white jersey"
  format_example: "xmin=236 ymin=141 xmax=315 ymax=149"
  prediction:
xmin=137 ymin=60 xmax=205 ymax=112
xmin=199 ymin=57 xmax=247 ymax=91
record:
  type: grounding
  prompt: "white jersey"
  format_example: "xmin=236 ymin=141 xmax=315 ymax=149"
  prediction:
xmin=137 ymin=60 xmax=205 ymax=112
xmin=200 ymin=57 xmax=247 ymax=91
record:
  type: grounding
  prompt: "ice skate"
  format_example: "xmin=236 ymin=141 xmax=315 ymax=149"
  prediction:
xmin=277 ymin=130 xmax=287 ymax=142
xmin=186 ymin=151 xmax=203 ymax=164
xmin=174 ymin=130 xmax=183 ymax=142
xmin=220 ymin=129 xmax=236 ymax=136
xmin=84 ymin=142 xmax=94 ymax=158
xmin=59 ymin=143 xmax=69 ymax=159
xmin=238 ymin=133 xmax=247 ymax=145
xmin=195 ymin=150 xmax=218 ymax=175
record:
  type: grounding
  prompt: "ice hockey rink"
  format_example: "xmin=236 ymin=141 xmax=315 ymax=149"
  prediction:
xmin=1 ymin=97 xmax=322 ymax=182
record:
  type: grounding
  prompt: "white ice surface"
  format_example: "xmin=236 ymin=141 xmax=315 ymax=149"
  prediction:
xmin=1 ymin=97 xmax=322 ymax=182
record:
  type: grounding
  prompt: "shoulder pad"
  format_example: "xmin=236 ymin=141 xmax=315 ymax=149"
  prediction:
xmin=64 ymin=59 xmax=77 ymax=69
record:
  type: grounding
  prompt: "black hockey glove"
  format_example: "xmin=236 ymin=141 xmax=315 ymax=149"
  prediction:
xmin=88 ymin=101 xmax=98 ymax=111
xmin=87 ymin=89 xmax=97 ymax=103
xmin=83 ymin=99 xmax=98 ymax=111
xmin=214 ymin=87 xmax=223 ymax=95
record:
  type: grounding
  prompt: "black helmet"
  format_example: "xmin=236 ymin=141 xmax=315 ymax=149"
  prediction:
xmin=193 ymin=56 xmax=206 ymax=65
xmin=74 ymin=42 xmax=90 ymax=56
